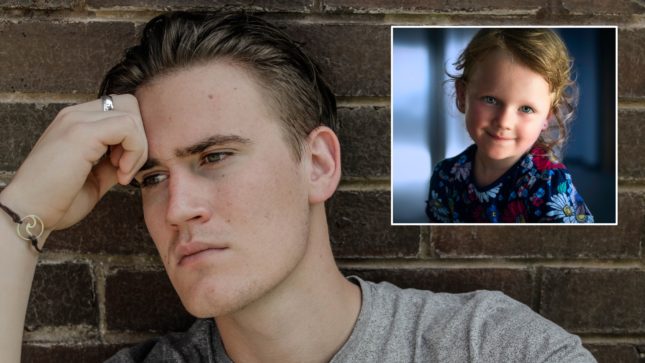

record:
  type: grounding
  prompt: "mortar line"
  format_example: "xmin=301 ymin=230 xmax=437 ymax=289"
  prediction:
xmin=337 ymin=97 xmax=390 ymax=107
xmin=336 ymin=258 xmax=645 ymax=269
xmin=94 ymin=260 xmax=108 ymax=344
xmin=418 ymin=226 xmax=432 ymax=258
xmin=0 ymin=9 xmax=643 ymax=27
xmin=579 ymin=334 xmax=645 ymax=344
xmin=37 ymin=252 xmax=163 ymax=268
xmin=337 ymin=180 xmax=390 ymax=191
xmin=533 ymin=265 xmax=543 ymax=313
xmin=0 ymin=93 xmax=95 ymax=103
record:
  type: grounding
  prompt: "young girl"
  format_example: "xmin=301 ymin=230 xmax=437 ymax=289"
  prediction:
xmin=426 ymin=28 xmax=593 ymax=223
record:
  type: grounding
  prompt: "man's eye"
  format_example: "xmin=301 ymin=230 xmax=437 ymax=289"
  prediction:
xmin=201 ymin=152 xmax=231 ymax=165
xmin=520 ymin=105 xmax=534 ymax=114
xmin=483 ymin=96 xmax=497 ymax=105
xmin=140 ymin=174 xmax=167 ymax=188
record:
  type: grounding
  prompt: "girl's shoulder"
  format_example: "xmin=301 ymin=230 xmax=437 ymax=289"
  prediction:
xmin=526 ymin=147 xmax=567 ymax=173
xmin=513 ymin=147 xmax=574 ymax=195
xmin=432 ymin=145 xmax=476 ymax=183
xmin=434 ymin=144 xmax=476 ymax=171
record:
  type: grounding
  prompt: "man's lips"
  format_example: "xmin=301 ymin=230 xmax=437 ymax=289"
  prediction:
xmin=175 ymin=242 xmax=228 ymax=266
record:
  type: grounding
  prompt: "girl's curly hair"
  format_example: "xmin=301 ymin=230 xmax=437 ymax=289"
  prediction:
xmin=450 ymin=28 xmax=577 ymax=159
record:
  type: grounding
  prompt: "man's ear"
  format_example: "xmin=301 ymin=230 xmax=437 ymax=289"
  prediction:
xmin=455 ymin=80 xmax=466 ymax=113
xmin=305 ymin=126 xmax=341 ymax=204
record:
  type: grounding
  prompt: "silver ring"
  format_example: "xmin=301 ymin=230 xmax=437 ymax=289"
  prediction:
xmin=101 ymin=95 xmax=114 ymax=112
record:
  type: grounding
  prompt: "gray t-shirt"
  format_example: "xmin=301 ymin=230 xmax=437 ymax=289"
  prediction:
xmin=107 ymin=277 xmax=596 ymax=362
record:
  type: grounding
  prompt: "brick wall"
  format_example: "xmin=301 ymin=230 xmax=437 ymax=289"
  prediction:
xmin=0 ymin=1 xmax=642 ymax=362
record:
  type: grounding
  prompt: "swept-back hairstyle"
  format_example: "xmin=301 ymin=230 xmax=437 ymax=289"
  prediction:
xmin=451 ymin=28 xmax=577 ymax=158
xmin=99 ymin=10 xmax=337 ymax=159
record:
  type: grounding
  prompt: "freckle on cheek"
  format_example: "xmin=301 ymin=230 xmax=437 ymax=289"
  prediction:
xmin=208 ymin=94 xmax=213 ymax=99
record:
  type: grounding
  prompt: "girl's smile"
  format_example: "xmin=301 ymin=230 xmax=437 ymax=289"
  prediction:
xmin=457 ymin=50 xmax=553 ymax=180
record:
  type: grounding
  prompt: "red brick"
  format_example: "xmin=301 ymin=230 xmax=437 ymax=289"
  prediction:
xmin=47 ymin=188 xmax=158 ymax=255
xmin=327 ymin=190 xmax=420 ymax=258
xmin=0 ymin=103 xmax=68 ymax=170
xmin=21 ymin=343 xmax=128 ymax=363
xmin=618 ymin=109 xmax=645 ymax=180
xmin=323 ymin=0 xmax=545 ymax=13
xmin=342 ymin=268 xmax=535 ymax=307
xmin=282 ymin=22 xmax=390 ymax=97
xmin=87 ymin=0 xmax=311 ymax=11
xmin=618 ymin=29 xmax=645 ymax=100
xmin=540 ymin=269 xmax=645 ymax=333
xmin=433 ymin=192 xmax=639 ymax=259
xmin=338 ymin=106 xmax=390 ymax=179
xmin=25 ymin=262 xmax=98 ymax=330
xmin=584 ymin=344 xmax=642 ymax=363
xmin=0 ymin=21 xmax=135 ymax=93
xmin=105 ymin=268 xmax=194 ymax=332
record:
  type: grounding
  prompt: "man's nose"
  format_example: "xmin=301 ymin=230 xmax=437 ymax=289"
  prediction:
xmin=165 ymin=170 xmax=211 ymax=227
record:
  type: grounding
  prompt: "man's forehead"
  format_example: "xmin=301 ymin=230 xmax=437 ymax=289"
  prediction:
xmin=134 ymin=61 xmax=288 ymax=168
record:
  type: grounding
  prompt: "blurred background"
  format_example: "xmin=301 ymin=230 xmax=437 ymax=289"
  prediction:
xmin=392 ymin=27 xmax=617 ymax=223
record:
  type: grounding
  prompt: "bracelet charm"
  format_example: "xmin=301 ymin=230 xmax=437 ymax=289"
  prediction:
xmin=17 ymin=214 xmax=44 ymax=241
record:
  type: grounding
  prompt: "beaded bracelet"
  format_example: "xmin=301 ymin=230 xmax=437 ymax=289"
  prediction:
xmin=0 ymin=201 xmax=44 ymax=252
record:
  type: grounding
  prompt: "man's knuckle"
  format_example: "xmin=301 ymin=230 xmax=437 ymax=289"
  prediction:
xmin=55 ymin=105 xmax=77 ymax=124
xmin=66 ymin=122 xmax=89 ymax=139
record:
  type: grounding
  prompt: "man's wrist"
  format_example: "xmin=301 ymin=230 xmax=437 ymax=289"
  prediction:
xmin=0 ymin=187 xmax=50 ymax=252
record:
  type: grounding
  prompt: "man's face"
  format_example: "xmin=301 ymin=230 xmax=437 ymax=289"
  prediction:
xmin=134 ymin=61 xmax=313 ymax=318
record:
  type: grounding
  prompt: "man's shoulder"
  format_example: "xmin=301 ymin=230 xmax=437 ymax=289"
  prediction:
xmin=340 ymin=277 xmax=596 ymax=363
xmin=104 ymin=319 xmax=219 ymax=363
xmin=361 ymin=277 xmax=531 ymax=327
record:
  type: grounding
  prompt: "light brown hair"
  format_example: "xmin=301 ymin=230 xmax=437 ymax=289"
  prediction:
xmin=451 ymin=28 xmax=577 ymax=158
xmin=99 ymin=11 xmax=337 ymax=160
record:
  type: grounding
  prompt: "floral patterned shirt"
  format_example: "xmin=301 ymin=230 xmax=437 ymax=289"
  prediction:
xmin=426 ymin=144 xmax=594 ymax=223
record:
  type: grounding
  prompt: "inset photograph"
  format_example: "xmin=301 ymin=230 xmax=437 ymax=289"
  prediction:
xmin=391 ymin=27 xmax=617 ymax=224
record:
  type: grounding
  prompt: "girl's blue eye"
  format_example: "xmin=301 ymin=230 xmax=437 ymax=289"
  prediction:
xmin=520 ymin=105 xmax=534 ymax=114
xmin=483 ymin=96 xmax=497 ymax=105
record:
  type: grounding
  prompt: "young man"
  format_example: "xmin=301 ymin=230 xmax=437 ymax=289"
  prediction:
xmin=0 ymin=11 xmax=595 ymax=363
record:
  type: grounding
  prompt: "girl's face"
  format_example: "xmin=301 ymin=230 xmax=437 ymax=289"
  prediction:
xmin=457 ymin=51 xmax=553 ymax=166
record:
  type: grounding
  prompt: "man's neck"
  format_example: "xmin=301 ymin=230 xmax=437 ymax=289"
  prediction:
xmin=215 ymin=206 xmax=362 ymax=363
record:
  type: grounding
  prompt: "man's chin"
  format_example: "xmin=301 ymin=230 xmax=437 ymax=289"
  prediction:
xmin=174 ymin=277 xmax=260 ymax=319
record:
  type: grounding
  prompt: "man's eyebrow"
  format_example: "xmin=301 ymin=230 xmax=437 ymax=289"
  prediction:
xmin=175 ymin=134 xmax=252 ymax=158
xmin=135 ymin=134 xmax=252 ymax=175
xmin=138 ymin=158 xmax=160 ymax=173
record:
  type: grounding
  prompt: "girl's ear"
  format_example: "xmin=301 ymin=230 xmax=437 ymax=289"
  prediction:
xmin=455 ymin=80 xmax=466 ymax=113
xmin=304 ymin=126 xmax=341 ymax=204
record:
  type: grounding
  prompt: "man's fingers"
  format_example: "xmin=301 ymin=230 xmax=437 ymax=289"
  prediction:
xmin=67 ymin=94 xmax=141 ymax=114
xmin=88 ymin=114 xmax=147 ymax=185
xmin=110 ymin=145 xmax=124 ymax=168
xmin=91 ymin=158 xmax=119 ymax=198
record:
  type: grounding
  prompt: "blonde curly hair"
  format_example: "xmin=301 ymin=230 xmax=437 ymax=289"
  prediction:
xmin=451 ymin=28 xmax=577 ymax=159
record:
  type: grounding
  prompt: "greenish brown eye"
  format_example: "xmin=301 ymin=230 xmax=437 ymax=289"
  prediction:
xmin=141 ymin=174 xmax=167 ymax=188
xmin=201 ymin=152 xmax=232 ymax=165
